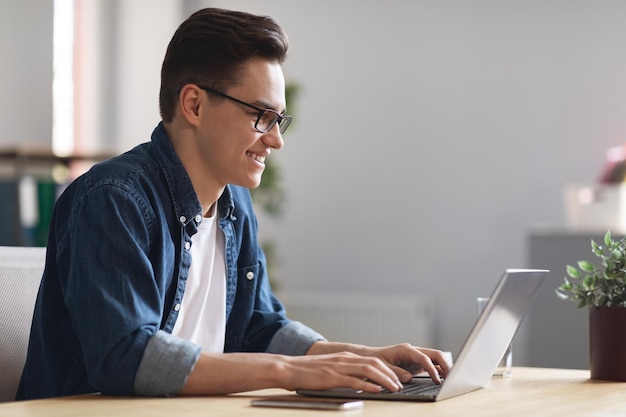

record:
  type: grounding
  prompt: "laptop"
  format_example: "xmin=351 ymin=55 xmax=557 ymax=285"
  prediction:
xmin=297 ymin=268 xmax=549 ymax=402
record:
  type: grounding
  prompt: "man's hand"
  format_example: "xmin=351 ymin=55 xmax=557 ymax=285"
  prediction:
xmin=306 ymin=341 xmax=451 ymax=385
xmin=362 ymin=344 xmax=451 ymax=384
xmin=281 ymin=351 xmax=405 ymax=393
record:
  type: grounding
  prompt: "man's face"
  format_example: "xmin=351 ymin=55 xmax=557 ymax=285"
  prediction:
xmin=197 ymin=57 xmax=286 ymax=190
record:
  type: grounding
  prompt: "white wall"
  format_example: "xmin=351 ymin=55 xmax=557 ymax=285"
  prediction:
xmin=0 ymin=0 xmax=177 ymax=153
xmin=77 ymin=0 xmax=181 ymax=153
xmin=5 ymin=0 xmax=626 ymax=361
xmin=0 ymin=1 xmax=53 ymax=148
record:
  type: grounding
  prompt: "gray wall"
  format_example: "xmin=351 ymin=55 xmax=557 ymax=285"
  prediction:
xmin=216 ymin=0 xmax=626 ymax=361
xmin=4 ymin=0 xmax=626 ymax=364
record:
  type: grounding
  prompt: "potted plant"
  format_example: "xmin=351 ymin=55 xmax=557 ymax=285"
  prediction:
xmin=556 ymin=230 xmax=626 ymax=381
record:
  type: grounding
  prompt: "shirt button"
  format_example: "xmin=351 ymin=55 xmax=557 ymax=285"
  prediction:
xmin=174 ymin=303 xmax=181 ymax=312
xmin=184 ymin=241 xmax=191 ymax=250
xmin=179 ymin=216 xmax=186 ymax=224
xmin=195 ymin=215 xmax=202 ymax=224
xmin=246 ymin=271 xmax=254 ymax=280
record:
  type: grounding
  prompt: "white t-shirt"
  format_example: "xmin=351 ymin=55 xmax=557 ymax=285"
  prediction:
xmin=172 ymin=211 xmax=226 ymax=352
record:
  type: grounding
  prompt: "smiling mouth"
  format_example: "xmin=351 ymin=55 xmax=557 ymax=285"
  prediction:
xmin=246 ymin=152 xmax=266 ymax=164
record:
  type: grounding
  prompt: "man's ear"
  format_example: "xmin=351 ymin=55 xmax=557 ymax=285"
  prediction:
xmin=178 ymin=84 xmax=203 ymax=126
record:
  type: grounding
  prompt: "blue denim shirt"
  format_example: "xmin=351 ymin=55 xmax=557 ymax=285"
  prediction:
xmin=17 ymin=123 xmax=324 ymax=400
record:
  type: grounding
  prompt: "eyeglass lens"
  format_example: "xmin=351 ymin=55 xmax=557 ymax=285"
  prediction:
xmin=258 ymin=111 xmax=291 ymax=134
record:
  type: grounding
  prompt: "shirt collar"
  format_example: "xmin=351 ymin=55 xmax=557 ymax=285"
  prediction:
xmin=150 ymin=122 xmax=202 ymax=225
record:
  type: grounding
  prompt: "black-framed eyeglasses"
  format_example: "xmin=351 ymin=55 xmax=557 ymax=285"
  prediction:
xmin=196 ymin=85 xmax=292 ymax=134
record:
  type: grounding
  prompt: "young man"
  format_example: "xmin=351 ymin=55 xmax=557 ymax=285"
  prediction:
xmin=17 ymin=8 xmax=449 ymax=400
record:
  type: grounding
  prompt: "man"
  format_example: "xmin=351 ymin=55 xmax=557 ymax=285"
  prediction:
xmin=17 ymin=8 xmax=449 ymax=400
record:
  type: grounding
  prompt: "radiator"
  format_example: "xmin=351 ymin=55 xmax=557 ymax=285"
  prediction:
xmin=278 ymin=291 xmax=434 ymax=347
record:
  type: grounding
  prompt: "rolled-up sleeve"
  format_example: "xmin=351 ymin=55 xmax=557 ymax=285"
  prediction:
xmin=266 ymin=321 xmax=326 ymax=356
xmin=134 ymin=331 xmax=202 ymax=396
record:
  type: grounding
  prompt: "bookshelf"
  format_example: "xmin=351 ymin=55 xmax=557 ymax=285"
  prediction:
xmin=0 ymin=146 xmax=112 ymax=247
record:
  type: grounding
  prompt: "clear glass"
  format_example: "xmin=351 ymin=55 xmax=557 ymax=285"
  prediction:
xmin=257 ymin=109 xmax=292 ymax=134
xmin=476 ymin=297 xmax=513 ymax=378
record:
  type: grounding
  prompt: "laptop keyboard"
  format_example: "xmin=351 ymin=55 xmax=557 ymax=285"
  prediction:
xmin=380 ymin=380 xmax=441 ymax=397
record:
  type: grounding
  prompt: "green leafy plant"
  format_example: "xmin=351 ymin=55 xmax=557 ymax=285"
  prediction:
xmin=556 ymin=230 xmax=626 ymax=308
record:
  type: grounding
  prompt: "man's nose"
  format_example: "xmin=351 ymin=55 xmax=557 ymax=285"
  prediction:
xmin=262 ymin=124 xmax=284 ymax=150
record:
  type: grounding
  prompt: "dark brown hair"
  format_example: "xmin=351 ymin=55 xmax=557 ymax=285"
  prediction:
xmin=159 ymin=8 xmax=289 ymax=123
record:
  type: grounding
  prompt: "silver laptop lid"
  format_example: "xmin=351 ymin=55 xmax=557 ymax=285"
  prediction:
xmin=437 ymin=268 xmax=548 ymax=400
xmin=296 ymin=268 xmax=549 ymax=402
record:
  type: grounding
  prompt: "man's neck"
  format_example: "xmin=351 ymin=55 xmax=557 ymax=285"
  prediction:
xmin=164 ymin=122 xmax=224 ymax=217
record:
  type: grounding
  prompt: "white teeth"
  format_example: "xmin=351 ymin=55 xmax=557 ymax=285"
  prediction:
xmin=247 ymin=152 xmax=265 ymax=163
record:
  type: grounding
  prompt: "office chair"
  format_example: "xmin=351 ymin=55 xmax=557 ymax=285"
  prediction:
xmin=0 ymin=246 xmax=46 ymax=402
